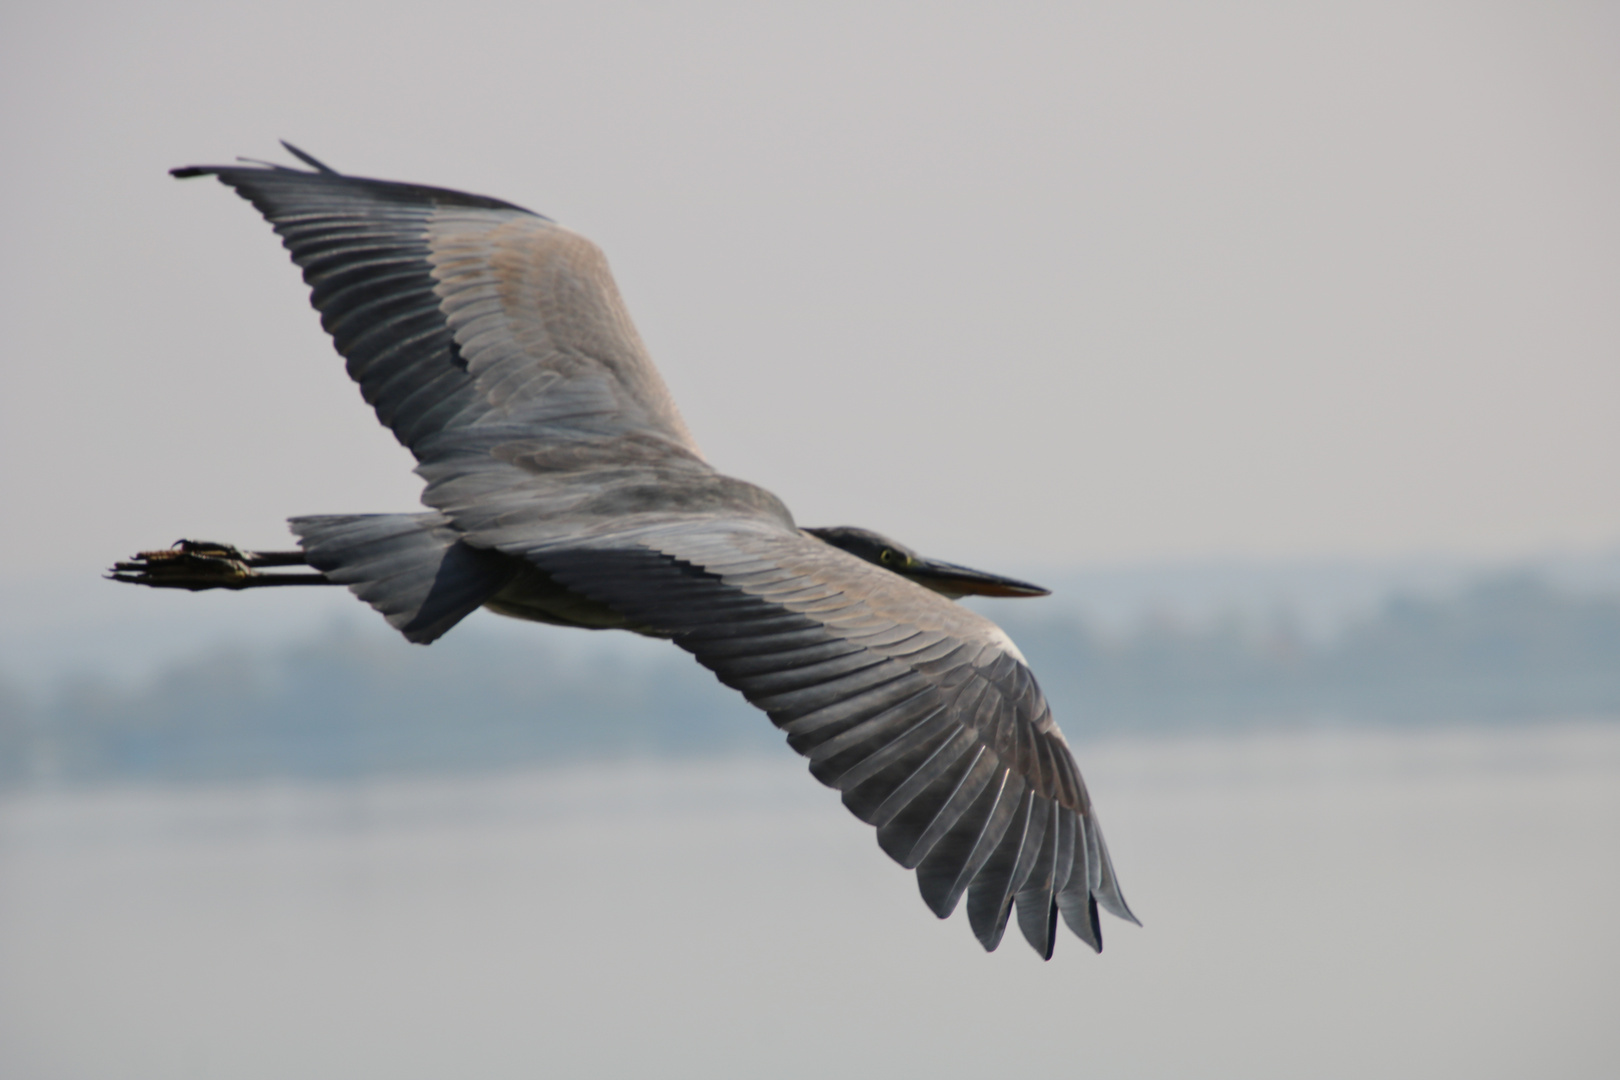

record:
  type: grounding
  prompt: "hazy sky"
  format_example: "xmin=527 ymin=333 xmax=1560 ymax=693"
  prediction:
xmin=3 ymin=1 xmax=1617 ymax=573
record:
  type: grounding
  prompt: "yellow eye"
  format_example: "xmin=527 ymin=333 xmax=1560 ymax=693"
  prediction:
xmin=879 ymin=549 xmax=896 ymax=564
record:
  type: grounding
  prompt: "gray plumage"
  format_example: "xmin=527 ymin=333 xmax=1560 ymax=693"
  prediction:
xmin=125 ymin=144 xmax=1138 ymax=958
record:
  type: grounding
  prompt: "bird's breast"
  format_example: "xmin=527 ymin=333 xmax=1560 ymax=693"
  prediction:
xmin=482 ymin=562 xmax=666 ymax=636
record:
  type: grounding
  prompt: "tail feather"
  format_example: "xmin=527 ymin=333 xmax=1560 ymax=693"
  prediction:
xmin=290 ymin=512 xmax=516 ymax=643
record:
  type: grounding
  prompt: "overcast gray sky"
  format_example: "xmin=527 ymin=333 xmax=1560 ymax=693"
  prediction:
xmin=3 ymin=1 xmax=1617 ymax=575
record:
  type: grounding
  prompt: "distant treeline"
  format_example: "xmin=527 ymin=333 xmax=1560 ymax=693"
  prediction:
xmin=1005 ymin=572 xmax=1620 ymax=731
xmin=2 ymin=573 xmax=1618 ymax=786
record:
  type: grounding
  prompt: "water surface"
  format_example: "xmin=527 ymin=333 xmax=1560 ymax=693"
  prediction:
xmin=2 ymin=724 xmax=1615 ymax=1079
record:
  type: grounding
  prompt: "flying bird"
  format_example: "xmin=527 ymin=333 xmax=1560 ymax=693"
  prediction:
xmin=112 ymin=144 xmax=1137 ymax=958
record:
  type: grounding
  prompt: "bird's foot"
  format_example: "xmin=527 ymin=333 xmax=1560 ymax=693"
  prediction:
xmin=108 ymin=540 xmax=332 ymax=590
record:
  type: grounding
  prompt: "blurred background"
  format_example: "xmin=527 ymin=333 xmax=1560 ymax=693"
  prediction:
xmin=1 ymin=3 xmax=1617 ymax=1077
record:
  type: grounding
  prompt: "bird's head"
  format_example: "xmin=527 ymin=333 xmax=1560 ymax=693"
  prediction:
xmin=803 ymin=526 xmax=1050 ymax=600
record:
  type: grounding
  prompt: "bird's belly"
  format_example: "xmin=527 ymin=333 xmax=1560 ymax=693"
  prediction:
xmin=481 ymin=563 xmax=665 ymax=636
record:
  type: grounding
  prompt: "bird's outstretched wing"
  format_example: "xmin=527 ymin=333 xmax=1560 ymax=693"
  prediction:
xmin=175 ymin=148 xmax=781 ymax=548
xmin=524 ymin=522 xmax=1138 ymax=957
xmin=176 ymin=148 xmax=1135 ymax=956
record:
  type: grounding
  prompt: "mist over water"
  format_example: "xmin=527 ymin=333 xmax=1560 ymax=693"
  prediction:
xmin=7 ymin=557 xmax=1619 ymax=793
xmin=2 ymin=724 xmax=1615 ymax=1079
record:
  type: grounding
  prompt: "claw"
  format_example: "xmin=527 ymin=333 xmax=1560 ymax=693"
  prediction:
xmin=110 ymin=543 xmax=255 ymax=590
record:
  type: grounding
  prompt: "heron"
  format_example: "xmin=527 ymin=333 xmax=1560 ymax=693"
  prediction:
xmin=112 ymin=144 xmax=1137 ymax=959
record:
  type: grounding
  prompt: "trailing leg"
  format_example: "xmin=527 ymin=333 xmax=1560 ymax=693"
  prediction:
xmin=108 ymin=540 xmax=336 ymax=590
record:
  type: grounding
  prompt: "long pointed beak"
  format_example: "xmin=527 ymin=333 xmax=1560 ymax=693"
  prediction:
xmin=903 ymin=558 xmax=1051 ymax=599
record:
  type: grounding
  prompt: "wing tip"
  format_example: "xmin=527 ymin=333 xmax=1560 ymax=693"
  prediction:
xmin=1014 ymin=893 xmax=1059 ymax=960
xmin=171 ymin=142 xmax=335 ymax=182
xmin=1094 ymin=880 xmax=1142 ymax=928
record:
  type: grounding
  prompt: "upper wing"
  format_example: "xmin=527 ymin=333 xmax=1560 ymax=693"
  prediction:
xmin=174 ymin=147 xmax=707 ymax=478
xmin=526 ymin=523 xmax=1138 ymax=958
xmin=179 ymin=147 xmax=794 ymax=546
